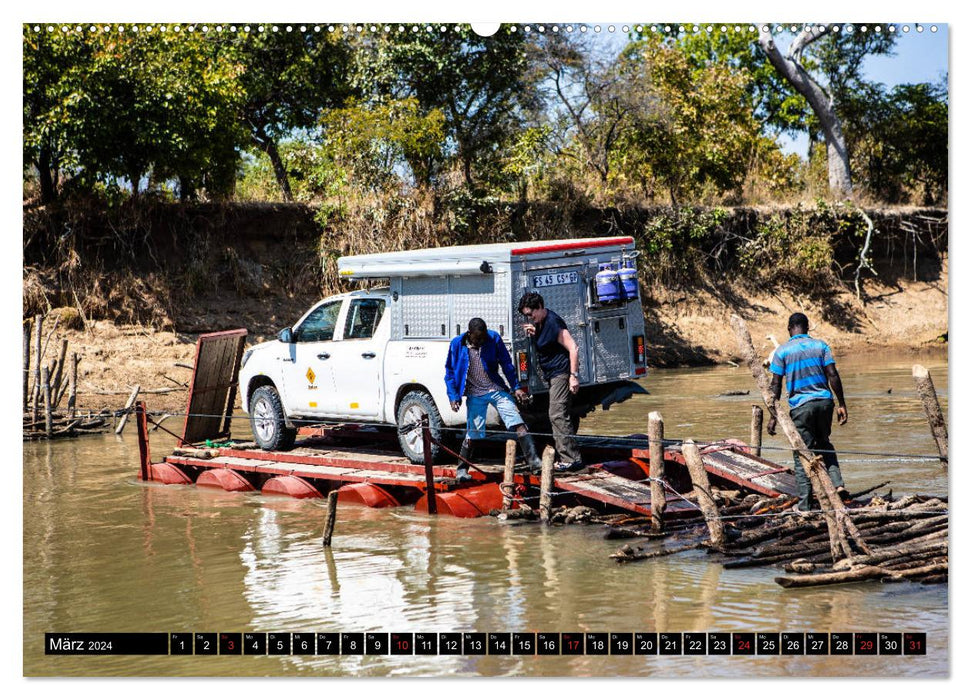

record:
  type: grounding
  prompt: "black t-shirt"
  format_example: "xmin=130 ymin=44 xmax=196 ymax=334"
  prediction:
xmin=533 ymin=309 xmax=570 ymax=380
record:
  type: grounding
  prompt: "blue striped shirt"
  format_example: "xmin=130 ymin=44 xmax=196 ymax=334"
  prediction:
xmin=769 ymin=334 xmax=835 ymax=408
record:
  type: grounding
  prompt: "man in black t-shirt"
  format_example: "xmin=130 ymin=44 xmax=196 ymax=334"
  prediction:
xmin=517 ymin=292 xmax=584 ymax=472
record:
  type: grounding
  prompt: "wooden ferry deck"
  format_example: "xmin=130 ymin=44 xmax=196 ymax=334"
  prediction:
xmin=135 ymin=329 xmax=798 ymax=519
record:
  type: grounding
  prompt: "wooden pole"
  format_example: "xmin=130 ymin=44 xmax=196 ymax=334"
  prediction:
xmin=42 ymin=367 xmax=53 ymax=439
xmin=539 ymin=445 xmax=555 ymax=523
xmin=682 ymin=439 xmax=724 ymax=548
xmin=648 ymin=411 xmax=666 ymax=532
xmin=730 ymin=314 xmax=869 ymax=561
xmin=22 ymin=319 xmax=31 ymax=413
xmin=421 ymin=415 xmax=437 ymax=515
xmin=750 ymin=405 xmax=764 ymax=457
xmin=32 ymin=314 xmax=42 ymax=424
xmin=502 ymin=439 xmax=516 ymax=510
xmin=323 ymin=490 xmax=339 ymax=547
xmin=115 ymin=384 xmax=141 ymax=435
xmin=912 ymin=365 xmax=948 ymax=467
xmin=135 ymin=401 xmax=152 ymax=481
xmin=51 ymin=338 xmax=68 ymax=409
xmin=67 ymin=353 xmax=78 ymax=420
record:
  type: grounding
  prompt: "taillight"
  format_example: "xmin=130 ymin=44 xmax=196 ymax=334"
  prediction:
xmin=517 ymin=351 xmax=529 ymax=381
xmin=632 ymin=335 xmax=646 ymax=365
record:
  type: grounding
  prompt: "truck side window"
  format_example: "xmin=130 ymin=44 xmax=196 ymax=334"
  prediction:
xmin=343 ymin=299 xmax=386 ymax=340
xmin=296 ymin=301 xmax=342 ymax=343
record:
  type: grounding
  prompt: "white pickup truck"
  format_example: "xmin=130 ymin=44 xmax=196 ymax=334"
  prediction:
xmin=239 ymin=237 xmax=648 ymax=462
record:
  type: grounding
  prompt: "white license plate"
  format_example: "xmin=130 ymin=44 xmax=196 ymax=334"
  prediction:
xmin=532 ymin=271 xmax=578 ymax=288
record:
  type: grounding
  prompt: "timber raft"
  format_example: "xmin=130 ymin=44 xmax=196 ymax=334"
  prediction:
xmin=131 ymin=328 xmax=947 ymax=589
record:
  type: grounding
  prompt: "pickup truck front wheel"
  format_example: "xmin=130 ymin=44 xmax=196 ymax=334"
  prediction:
xmin=396 ymin=390 xmax=443 ymax=464
xmin=250 ymin=385 xmax=297 ymax=452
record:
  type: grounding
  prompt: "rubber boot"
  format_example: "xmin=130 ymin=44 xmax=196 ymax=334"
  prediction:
xmin=517 ymin=434 xmax=543 ymax=474
xmin=456 ymin=440 xmax=474 ymax=483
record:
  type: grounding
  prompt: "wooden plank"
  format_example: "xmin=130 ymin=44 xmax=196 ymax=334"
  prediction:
xmin=180 ymin=329 xmax=247 ymax=445
xmin=554 ymin=471 xmax=698 ymax=517
xmin=165 ymin=456 xmax=451 ymax=491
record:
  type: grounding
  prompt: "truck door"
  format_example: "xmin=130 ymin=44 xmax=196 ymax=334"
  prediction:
xmin=282 ymin=299 xmax=342 ymax=415
xmin=326 ymin=297 xmax=387 ymax=419
xmin=526 ymin=265 xmax=591 ymax=384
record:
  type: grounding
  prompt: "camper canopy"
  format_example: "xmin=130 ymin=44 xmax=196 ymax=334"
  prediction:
xmin=337 ymin=237 xmax=635 ymax=279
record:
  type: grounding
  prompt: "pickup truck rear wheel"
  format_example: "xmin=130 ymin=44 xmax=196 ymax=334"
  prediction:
xmin=250 ymin=385 xmax=297 ymax=452
xmin=396 ymin=390 xmax=443 ymax=464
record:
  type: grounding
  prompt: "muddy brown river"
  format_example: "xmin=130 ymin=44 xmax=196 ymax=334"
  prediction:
xmin=23 ymin=350 xmax=948 ymax=677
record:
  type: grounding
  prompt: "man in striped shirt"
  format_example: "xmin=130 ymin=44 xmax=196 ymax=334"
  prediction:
xmin=767 ymin=313 xmax=850 ymax=513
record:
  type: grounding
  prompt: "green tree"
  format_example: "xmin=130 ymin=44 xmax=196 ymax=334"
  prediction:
xmin=618 ymin=36 xmax=767 ymax=204
xmin=758 ymin=24 xmax=896 ymax=195
xmin=23 ymin=26 xmax=92 ymax=203
xmin=844 ymin=80 xmax=948 ymax=204
xmin=356 ymin=25 xmax=537 ymax=191
xmin=231 ymin=28 xmax=353 ymax=201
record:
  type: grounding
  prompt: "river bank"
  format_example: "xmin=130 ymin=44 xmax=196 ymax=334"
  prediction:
xmin=48 ymin=262 xmax=946 ymax=417
xmin=23 ymin=201 xmax=948 ymax=415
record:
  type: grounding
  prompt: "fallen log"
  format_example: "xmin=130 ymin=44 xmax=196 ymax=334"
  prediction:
xmin=776 ymin=561 xmax=948 ymax=588
xmin=610 ymin=542 xmax=700 ymax=563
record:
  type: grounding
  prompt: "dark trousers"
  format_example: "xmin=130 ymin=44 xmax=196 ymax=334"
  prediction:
xmin=789 ymin=398 xmax=844 ymax=511
xmin=548 ymin=373 xmax=581 ymax=465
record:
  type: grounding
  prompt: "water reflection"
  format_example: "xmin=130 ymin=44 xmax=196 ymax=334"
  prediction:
xmin=23 ymin=351 xmax=948 ymax=677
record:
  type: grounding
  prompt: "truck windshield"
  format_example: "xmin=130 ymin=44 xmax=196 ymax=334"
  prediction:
xmin=343 ymin=299 xmax=386 ymax=339
xmin=296 ymin=301 xmax=342 ymax=342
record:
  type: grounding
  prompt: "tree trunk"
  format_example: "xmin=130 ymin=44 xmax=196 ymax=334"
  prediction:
xmin=912 ymin=365 xmax=948 ymax=467
xmin=253 ymin=133 xmax=293 ymax=202
xmin=36 ymin=144 xmax=57 ymax=204
xmin=758 ymin=29 xmax=852 ymax=196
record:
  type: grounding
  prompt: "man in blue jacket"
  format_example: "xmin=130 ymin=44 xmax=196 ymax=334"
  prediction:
xmin=445 ymin=318 xmax=542 ymax=482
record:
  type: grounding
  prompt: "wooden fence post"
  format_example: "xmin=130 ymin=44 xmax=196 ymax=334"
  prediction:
xmin=323 ymin=490 xmax=339 ymax=547
xmin=421 ymin=415 xmax=437 ymax=515
xmin=682 ymin=439 xmax=724 ymax=548
xmin=32 ymin=314 xmax=42 ymax=425
xmin=115 ymin=385 xmax=141 ymax=435
xmin=648 ymin=411 xmax=666 ymax=532
xmin=502 ymin=439 xmax=516 ymax=511
xmin=42 ymin=367 xmax=53 ymax=439
xmin=539 ymin=445 xmax=555 ymax=523
xmin=23 ymin=319 xmax=31 ymax=413
xmin=750 ymin=405 xmax=764 ymax=457
xmin=68 ymin=353 xmax=78 ymax=421
xmin=135 ymin=401 xmax=152 ymax=481
xmin=912 ymin=365 xmax=948 ymax=468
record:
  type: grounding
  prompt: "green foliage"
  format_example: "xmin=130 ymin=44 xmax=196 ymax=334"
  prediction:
xmin=737 ymin=204 xmax=852 ymax=288
xmin=321 ymin=97 xmax=445 ymax=190
xmin=665 ymin=25 xmax=812 ymax=135
xmin=617 ymin=37 xmax=768 ymax=204
xmin=843 ymin=80 xmax=948 ymax=204
xmin=637 ymin=207 xmax=729 ymax=284
xmin=354 ymin=25 xmax=536 ymax=190
xmin=22 ymin=23 xmax=946 ymax=215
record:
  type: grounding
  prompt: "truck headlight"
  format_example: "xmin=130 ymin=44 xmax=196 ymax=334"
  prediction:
xmin=241 ymin=348 xmax=254 ymax=368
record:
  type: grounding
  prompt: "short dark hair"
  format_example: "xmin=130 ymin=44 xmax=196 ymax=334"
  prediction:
xmin=788 ymin=312 xmax=809 ymax=332
xmin=467 ymin=317 xmax=487 ymax=333
xmin=517 ymin=292 xmax=545 ymax=313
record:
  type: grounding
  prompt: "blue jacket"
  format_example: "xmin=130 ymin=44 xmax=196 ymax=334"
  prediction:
xmin=444 ymin=330 xmax=521 ymax=403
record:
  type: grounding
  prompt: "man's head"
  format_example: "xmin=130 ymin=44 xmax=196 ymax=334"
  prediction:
xmin=787 ymin=312 xmax=809 ymax=336
xmin=466 ymin=317 xmax=488 ymax=348
xmin=517 ymin=292 xmax=547 ymax=324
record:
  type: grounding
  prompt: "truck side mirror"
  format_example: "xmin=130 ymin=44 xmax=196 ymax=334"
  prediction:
xmin=278 ymin=327 xmax=294 ymax=344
